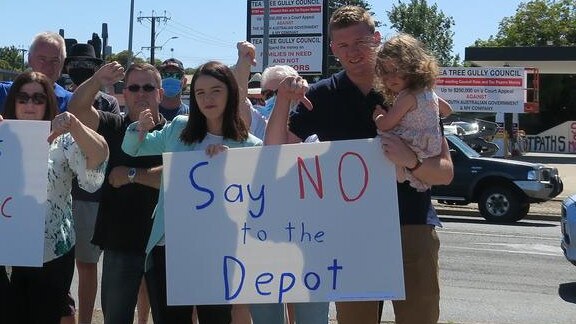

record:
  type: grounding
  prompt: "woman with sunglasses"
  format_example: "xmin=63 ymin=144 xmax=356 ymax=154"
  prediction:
xmin=122 ymin=61 xmax=262 ymax=323
xmin=0 ymin=71 xmax=108 ymax=323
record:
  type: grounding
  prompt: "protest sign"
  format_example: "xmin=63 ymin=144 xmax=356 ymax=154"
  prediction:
xmin=162 ymin=139 xmax=404 ymax=305
xmin=0 ymin=120 xmax=49 ymax=266
xmin=436 ymin=67 xmax=526 ymax=113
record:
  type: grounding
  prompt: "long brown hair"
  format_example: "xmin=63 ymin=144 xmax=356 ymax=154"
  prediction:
xmin=3 ymin=71 xmax=58 ymax=121
xmin=180 ymin=61 xmax=248 ymax=144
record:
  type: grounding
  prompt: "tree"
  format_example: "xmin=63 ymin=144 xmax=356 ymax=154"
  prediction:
xmin=106 ymin=50 xmax=146 ymax=68
xmin=387 ymin=0 xmax=459 ymax=66
xmin=473 ymin=0 xmax=576 ymax=47
xmin=326 ymin=0 xmax=381 ymax=76
xmin=0 ymin=46 xmax=26 ymax=71
xmin=472 ymin=0 xmax=576 ymax=133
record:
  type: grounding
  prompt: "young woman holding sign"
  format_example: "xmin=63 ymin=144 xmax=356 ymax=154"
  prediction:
xmin=122 ymin=60 xmax=261 ymax=323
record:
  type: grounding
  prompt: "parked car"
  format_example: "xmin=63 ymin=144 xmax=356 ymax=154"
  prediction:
xmin=432 ymin=135 xmax=563 ymax=223
xmin=561 ymin=194 xmax=576 ymax=265
xmin=445 ymin=119 xmax=500 ymax=157
xmin=450 ymin=121 xmax=479 ymax=135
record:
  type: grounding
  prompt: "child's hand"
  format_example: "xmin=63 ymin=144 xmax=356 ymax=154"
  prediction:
xmin=205 ymin=144 xmax=229 ymax=158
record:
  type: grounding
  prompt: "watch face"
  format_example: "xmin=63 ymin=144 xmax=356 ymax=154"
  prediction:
xmin=128 ymin=168 xmax=136 ymax=177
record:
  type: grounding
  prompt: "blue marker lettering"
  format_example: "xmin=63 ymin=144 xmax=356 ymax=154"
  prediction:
xmin=223 ymin=256 xmax=245 ymax=300
xmin=255 ymin=273 xmax=274 ymax=296
xmin=224 ymin=184 xmax=243 ymax=202
xmin=189 ymin=161 xmax=214 ymax=210
xmin=247 ymin=184 xmax=265 ymax=218
xmin=278 ymin=273 xmax=296 ymax=303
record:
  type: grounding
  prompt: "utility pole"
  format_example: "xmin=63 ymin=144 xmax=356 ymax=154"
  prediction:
xmin=138 ymin=11 xmax=169 ymax=64
xmin=17 ymin=48 xmax=28 ymax=71
xmin=128 ymin=0 xmax=134 ymax=67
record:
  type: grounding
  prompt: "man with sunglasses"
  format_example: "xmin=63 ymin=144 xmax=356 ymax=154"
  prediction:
xmin=158 ymin=58 xmax=189 ymax=121
xmin=0 ymin=31 xmax=72 ymax=114
xmin=68 ymin=61 xmax=166 ymax=323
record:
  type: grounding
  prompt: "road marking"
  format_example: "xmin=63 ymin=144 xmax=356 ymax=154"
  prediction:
xmin=444 ymin=244 xmax=562 ymax=257
xmin=440 ymin=229 xmax=558 ymax=241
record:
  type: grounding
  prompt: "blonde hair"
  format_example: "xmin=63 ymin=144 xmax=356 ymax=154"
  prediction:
xmin=376 ymin=33 xmax=438 ymax=100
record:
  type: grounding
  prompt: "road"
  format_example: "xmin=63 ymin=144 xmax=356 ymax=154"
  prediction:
xmin=435 ymin=215 xmax=574 ymax=323
xmin=79 ymin=209 xmax=575 ymax=324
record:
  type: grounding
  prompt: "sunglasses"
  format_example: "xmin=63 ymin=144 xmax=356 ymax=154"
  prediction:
xmin=161 ymin=71 xmax=183 ymax=79
xmin=126 ymin=84 xmax=157 ymax=93
xmin=261 ymin=89 xmax=277 ymax=101
xmin=15 ymin=92 xmax=48 ymax=105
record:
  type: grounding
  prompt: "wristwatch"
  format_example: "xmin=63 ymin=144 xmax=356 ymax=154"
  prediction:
xmin=127 ymin=167 xmax=137 ymax=183
xmin=407 ymin=157 xmax=423 ymax=172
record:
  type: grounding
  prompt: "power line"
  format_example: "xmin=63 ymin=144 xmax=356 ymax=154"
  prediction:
xmin=137 ymin=10 xmax=170 ymax=64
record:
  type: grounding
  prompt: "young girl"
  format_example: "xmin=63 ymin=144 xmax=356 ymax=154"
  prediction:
xmin=122 ymin=61 xmax=262 ymax=323
xmin=0 ymin=71 xmax=108 ymax=323
xmin=374 ymin=33 xmax=452 ymax=191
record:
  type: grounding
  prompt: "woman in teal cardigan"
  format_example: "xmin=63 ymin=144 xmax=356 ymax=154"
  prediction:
xmin=122 ymin=61 xmax=262 ymax=324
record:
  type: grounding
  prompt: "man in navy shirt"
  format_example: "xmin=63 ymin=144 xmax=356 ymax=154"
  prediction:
xmin=0 ymin=31 xmax=72 ymax=113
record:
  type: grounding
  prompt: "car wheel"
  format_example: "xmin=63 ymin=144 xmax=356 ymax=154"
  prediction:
xmin=478 ymin=186 xmax=525 ymax=223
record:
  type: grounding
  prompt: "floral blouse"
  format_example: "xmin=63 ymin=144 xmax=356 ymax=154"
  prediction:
xmin=44 ymin=133 xmax=106 ymax=263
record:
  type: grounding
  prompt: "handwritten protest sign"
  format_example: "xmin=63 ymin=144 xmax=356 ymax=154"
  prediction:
xmin=0 ymin=120 xmax=49 ymax=266
xmin=163 ymin=138 xmax=404 ymax=305
xmin=435 ymin=67 xmax=526 ymax=113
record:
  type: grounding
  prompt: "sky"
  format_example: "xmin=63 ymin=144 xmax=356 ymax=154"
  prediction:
xmin=0 ymin=0 xmax=524 ymax=70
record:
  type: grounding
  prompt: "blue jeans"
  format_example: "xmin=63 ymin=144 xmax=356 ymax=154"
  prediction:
xmin=250 ymin=302 xmax=329 ymax=324
xmin=101 ymin=250 xmax=146 ymax=324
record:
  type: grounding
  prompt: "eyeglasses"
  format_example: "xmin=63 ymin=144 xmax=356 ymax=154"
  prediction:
xmin=161 ymin=71 xmax=183 ymax=79
xmin=126 ymin=84 xmax=157 ymax=93
xmin=261 ymin=89 xmax=277 ymax=101
xmin=15 ymin=92 xmax=48 ymax=105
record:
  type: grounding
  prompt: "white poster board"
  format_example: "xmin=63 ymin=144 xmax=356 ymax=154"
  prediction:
xmin=0 ymin=120 xmax=49 ymax=266
xmin=251 ymin=36 xmax=323 ymax=73
xmin=524 ymin=121 xmax=576 ymax=153
xmin=163 ymin=139 xmax=404 ymax=305
xmin=248 ymin=0 xmax=325 ymax=74
xmin=435 ymin=67 xmax=526 ymax=113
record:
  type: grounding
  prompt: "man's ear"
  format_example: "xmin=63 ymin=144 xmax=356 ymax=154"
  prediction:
xmin=181 ymin=76 xmax=187 ymax=89
xmin=374 ymin=31 xmax=382 ymax=45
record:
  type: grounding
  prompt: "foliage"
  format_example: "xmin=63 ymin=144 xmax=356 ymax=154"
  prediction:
xmin=106 ymin=50 xmax=147 ymax=68
xmin=0 ymin=46 xmax=26 ymax=71
xmin=473 ymin=0 xmax=576 ymax=47
xmin=387 ymin=0 xmax=459 ymax=66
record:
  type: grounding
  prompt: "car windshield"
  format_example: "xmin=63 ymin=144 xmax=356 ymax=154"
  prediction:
xmin=447 ymin=135 xmax=480 ymax=158
xmin=451 ymin=121 xmax=479 ymax=134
